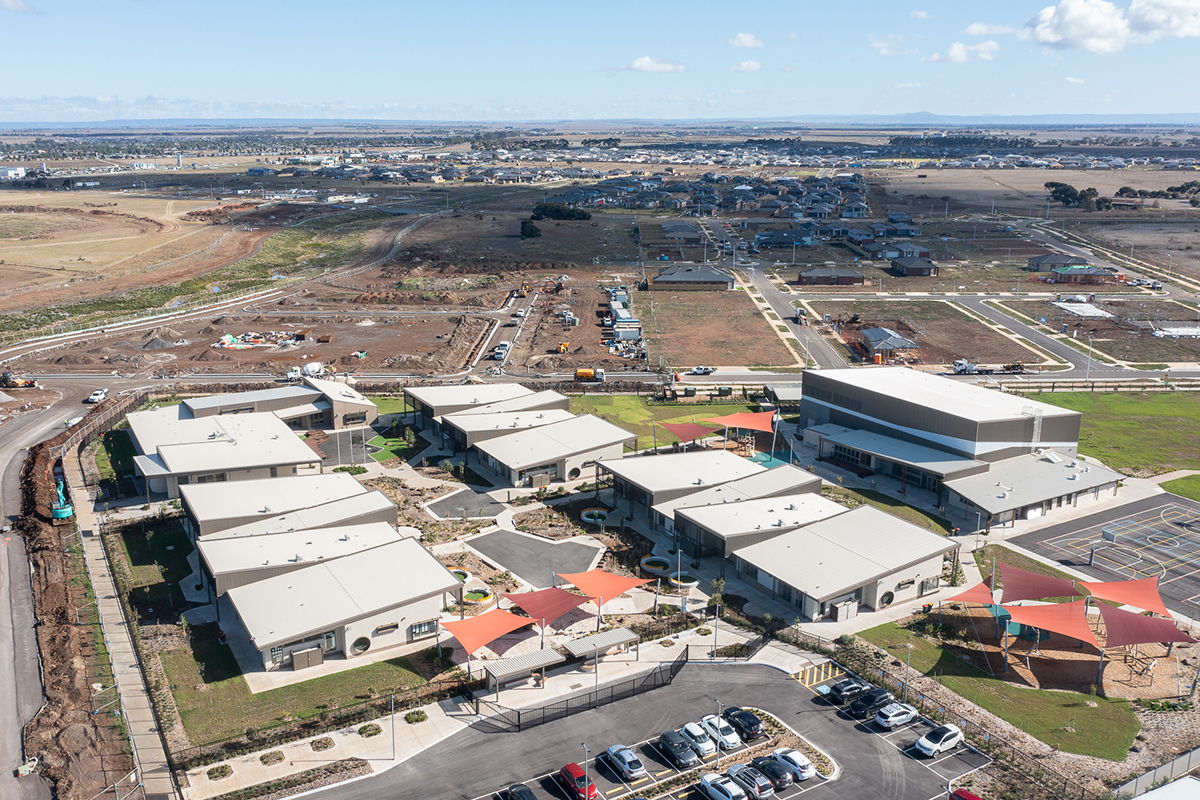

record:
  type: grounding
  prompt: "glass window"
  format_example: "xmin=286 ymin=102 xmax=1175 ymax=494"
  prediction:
xmin=270 ymin=646 xmax=283 ymax=665
xmin=322 ymin=631 xmax=336 ymax=651
xmin=410 ymin=620 xmax=435 ymax=638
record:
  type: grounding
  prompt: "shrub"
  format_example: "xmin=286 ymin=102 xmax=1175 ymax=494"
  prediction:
xmin=333 ymin=465 xmax=367 ymax=475
xmin=311 ymin=737 xmax=335 ymax=752
xmin=259 ymin=751 xmax=284 ymax=766
xmin=207 ymin=764 xmax=233 ymax=781
xmin=405 ymin=710 xmax=428 ymax=725
xmin=358 ymin=723 xmax=382 ymax=738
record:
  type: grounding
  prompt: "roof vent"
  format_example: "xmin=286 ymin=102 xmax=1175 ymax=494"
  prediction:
xmin=262 ymin=506 xmax=271 ymax=513
xmin=787 ymin=503 xmax=796 ymax=510
xmin=1068 ymin=473 xmax=1077 ymax=481
xmin=1000 ymin=491 xmax=1009 ymax=498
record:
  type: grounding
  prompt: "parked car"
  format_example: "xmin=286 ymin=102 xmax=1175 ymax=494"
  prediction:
xmin=950 ymin=790 xmax=983 ymax=800
xmin=723 ymin=707 xmax=765 ymax=742
xmin=557 ymin=763 xmax=598 ymax=800
xmin=749 ymin=757 xmax=794 ymax=791
xmin=727 ymin=764 xmax=775 ymax=798
xmin=701 ymin=714 xmax=742 ymax=750
xmin=874 ymin=702 xmax=919 ymax=730
xmin=681 ymin=722 xmax=718 ymax=757
xmin=86 ymin=388 xmax=109 ymax=404
xmin=502 ymin=784 xmax=538 ymax=800
xmin=698 ymin=773 xmax=747 ymax=800
xmin=915 ymin=724 xmax=964 ymax=757
xmin=689 ymin=366 xmax=716 ymax=375
xmin=605 ymin=745 xmax=647 ymax=781
xmin=828 ymin=677 xmax=870 ymax=704
xmin=770 ymin=747 xmax=816 ymax=781
xmin=848 ymin=687 xmax=894 ymax=719
xmin=658 ymin=729 xmax=701 ymax=768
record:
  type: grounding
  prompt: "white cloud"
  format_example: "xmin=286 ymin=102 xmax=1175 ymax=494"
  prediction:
xmin=965 ymin=22 xmax=1016 ymax=34
xmin=870 ymin=34 xmax=906 ymax=55
xmin=731 ymin=60 xmax=762 ymax=72
xmin=925 ymin=41 xmax=969 ymax=61
xmin=969 ymin=40 xmax=1002 ymax=59
xmin=911 ymin=10 xmax=929 ymax=18
xmin=728 ymin=32 xmax=765 ymax=48
xmin=1024 ymin=0 xmax=1131 ymax=53
xmin=0 ymin=0 xmax=35 ymax=11
xmin=896 ymin=81 xmax=922 ymax=88
xmin=1066 ymin=75 xmax=1087 ymax=82
xmin=923 ymin=40 xmax=1000 ymax=61
xmin=627 ymin=56 xmax=685 ymax=73
xmin=1129 ymin=0 xmax=1200 ymax=39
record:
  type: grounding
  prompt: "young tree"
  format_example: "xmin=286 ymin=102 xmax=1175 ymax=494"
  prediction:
xmin=520 ymin=219 xmax=542 ymax=239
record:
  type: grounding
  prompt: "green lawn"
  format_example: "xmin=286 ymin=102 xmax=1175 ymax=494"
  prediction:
xmin=95 ymin=429 xmax=137 ymax=481
xmin=370 ymin=396 xmax=410 ymax=415
xmin=159 ymin=635 xmax=425 ymax=744
xmin=569 ymin=395 xmax=759 ymax=450
xmin=1161 ymin=474 xmax=1200 ymax=502
xmin=368 ymin=432 xmax=430 ymax=463
xmin=822 ymin=486 xmax=951 ymax=534
xmin=118 ymin=520 xmax=194 ymax=591
xmin=1027 ymin=392 xmax=1200 ymax=474
xmin=859 ymin=623 xmax=1140 ymax=760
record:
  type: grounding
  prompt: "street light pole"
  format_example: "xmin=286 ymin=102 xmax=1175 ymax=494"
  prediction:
xmin=903 ymin=643 xmax=913 ymax=702
xmin=582 ymin=743 xmax=590 ymax=794
xmin=1085 ymin=334 xmax=1094 ymax=381
xmin=715 ymin=699 xmax=725 ymax=771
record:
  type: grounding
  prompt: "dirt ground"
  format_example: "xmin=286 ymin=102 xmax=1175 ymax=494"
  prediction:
xmin=362 ymin=476 xmax=491 ymax=544
xmin=0 ymin=386 xmax=60 ymax=428
xmin=1000 ymin=298 xmax=1200 ymax=363
xmin=1074 ymin=220 xmax=1200 ymax=284
xmin=399 ymin=209 xmax=638 ymax=263
xmin=808 ymin=299 xmax=1041 ymax=365
xmin=640 ymin=289 xmax=796 ymax=368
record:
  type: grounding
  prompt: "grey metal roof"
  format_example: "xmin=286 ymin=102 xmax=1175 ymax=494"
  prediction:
xmin=442 ymin=409 xmax=575 ymax=435
xmin=183 ymin=386 xmax=320 ymax=411
xmin=765 ymin=384 xmax=805 ymax=402
xmin=653 ymin=264 xmax=734 ymax=283
xmin=483 ymin=647 xmax=566 ymax=680
xmin=819 ymin=429 xmax=984 ymax=477
xmin=197 ymin=522 xmax=405 ymax=576
xmin=652 ymin=464 xmax=821 ymax=521
xmin=562 ymin=627 xmax=639 ymax=658
xmin=675 ymin=492 xmax=848 ymax=540
xmin=735 ymin=506 xmax=958 ymax=602
xmin=944 ymin=450 xmax=1123 ymax=514
xmin=861 ymin=327 xmax=919 ymax=352
xmin=405 ymin=384 xmax=532 ymax=410
xmin=444 ymin=390 xmax=569 ymax=417
xmin=596 ymin=450 xmax=765 ymax=495
xmin=129 ymin=410 xmax=318 ymax=475
xmin=208 ymin=490 xmax=399 ymax=539
xmin=799 ymin=267 xmax=864 ymax=278
xmin=183 ymin=472 xmax=366 ymax=527
xmin=474 ymin=415 xmax=636 ymax=471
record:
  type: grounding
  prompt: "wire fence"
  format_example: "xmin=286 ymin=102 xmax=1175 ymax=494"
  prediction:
xmin=1117 ymin=745 xmax=1200 ymax=797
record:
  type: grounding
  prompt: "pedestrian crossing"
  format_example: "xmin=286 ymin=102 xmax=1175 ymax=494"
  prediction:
xmin=793 ymin=660 xmax=844 ymax=687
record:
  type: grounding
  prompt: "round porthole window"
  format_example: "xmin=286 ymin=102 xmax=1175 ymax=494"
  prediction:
xmin=351 ymin=637 xmax=371 ymax=655
xmin=568 ymin=468 xmax=581 ymax=480
xmin=878 ymin=592 xmax=895 ymax=608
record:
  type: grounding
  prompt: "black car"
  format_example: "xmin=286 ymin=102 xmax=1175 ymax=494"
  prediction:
xmin=848 ymin=687 xmax=894 ymax=719
xmin=724 ymin=707 xmax=766 ymax=742
xmin=657 ymin=729 xmax=701 ymax=768
xmin=750 ymin=757 xmax=795 ymax=791
xmin=503 ymin=784 xmax=538 ymax=800
xmin=828 ymin=678 xmax=870 ymax=704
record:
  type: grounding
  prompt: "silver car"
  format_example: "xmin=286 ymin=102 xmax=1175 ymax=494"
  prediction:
xmin=681 ymin=721 xmax=717 ymax=757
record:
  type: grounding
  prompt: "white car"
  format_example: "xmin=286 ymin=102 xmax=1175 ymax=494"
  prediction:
xmin=699 ymin=773 xmax=747 ymax=800
xmin=915 ymin=724 xmax=964 ymax=757
xmin=86 ymin=388 xmax=109 ymax=404
xmin=604 ymin=745 xmax=646 ymax=781
xmin=875 ymin=702 xmax=920 ymax=730
xmin=701 ymin=714 xmax=742 ymax=750
xmin=681 ymin=722 xmax=717 ymax=757
xmin=689 ymin=366 xmax=716 ymax=375
xmin=771 ymin=747 xmax=817 ymax=781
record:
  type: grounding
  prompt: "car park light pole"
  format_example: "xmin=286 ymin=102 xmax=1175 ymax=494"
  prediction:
xmin=903 ymin=643 xmax=913 ymax=702
xmin=715 ymin=699 xmax=724 ymax=771
xmin=582 ymin=743 xmax=590 ymax=795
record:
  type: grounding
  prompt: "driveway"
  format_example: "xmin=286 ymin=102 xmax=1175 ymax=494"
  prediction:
xmin=468 ymin=529 xmax=602 ymax=589
xmin=428 ymin=488 xmax=506 ymax=520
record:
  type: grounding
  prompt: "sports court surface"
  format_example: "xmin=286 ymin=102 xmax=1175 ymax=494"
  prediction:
xmin=1012 ymin=494 xmax=1200 ymax=619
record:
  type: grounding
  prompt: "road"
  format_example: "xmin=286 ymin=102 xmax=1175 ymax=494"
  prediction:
xmin=0 ymin=380 xmax=97 ymax=800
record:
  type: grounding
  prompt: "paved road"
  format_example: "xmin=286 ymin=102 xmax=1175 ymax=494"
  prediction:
xmin=308 ymin=665 xmax=972 ymax=800
xmin=468 ymin=529 xmax=601 ymax=589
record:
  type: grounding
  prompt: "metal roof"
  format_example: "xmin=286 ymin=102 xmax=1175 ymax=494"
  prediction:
xmin=442 ymin=408 xmax=575 ymax=435
xmin=183 ymin=385 xmax=319 ymax=411
xmin=562 ymin=627 xmax=639 ymax=658
xmin=765 ymin=384 xmax=805 ymax=402
xmin=404 ymin=384 xmax=532 ymax=410
xmin=483 ymin=647 xmax=566 ymax=680
xmin=444 ymin=390 xmax=569 ymax=417
xmin=226 ymin=538 xmax=459 ymax=649
xmin=474 ymin=415 xmax=637 ymax=471
xmin=675 ymin=492 xmax=847 ymax=540
xmin=652 ymin=464 xmax=821 ymax=520
xmin=819 ymin=429 xmax=985 ymax=477
xmin=302 ymin=376 xmax=377 ymax=409
xmin=735 ymin=506 xmax=959 ymax=602
xmin=944 ymin=450 xmax=1123 ymax=514
xmin=596 ymin=450 xmax=765 ymax=495
xmin=128 ymin=409 xmax=317 ymax=475
xmin=183 ymin=472 xmax=367 ymax=527
xmin=198 ymin=522 xmax=406 ymax=576
xmin=861 ymin=327 xmax=919 ymax=352
xmin=273 ymin=400 xmax=332 ymax=420
xmin=653 ymin=264 xmax=734 ymax=283
xmin=207 ymin=491 xmax=399 ymax=539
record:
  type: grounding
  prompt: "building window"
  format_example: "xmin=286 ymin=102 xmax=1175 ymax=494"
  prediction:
xmin=270 ymin=646 xmax=283 ymax=665
xmin=270 ymin=466 xmax=278 ymax=478
xmin=322 ymin=631 xmax=336 ymax=651
xmin=832 ymin=444 xmax=862 ymax=465
xmin=344 ymin=412 xmax=367 ymax=424
xmin=194 ymin=473 xmax=226 ymax=484
xmin=410 ymin=620 xmax=436 ymax=638
xmin=919 ymin=577 xmax=940 ymax=595
xmin=738 ymin=559 xmax=758 ymax=581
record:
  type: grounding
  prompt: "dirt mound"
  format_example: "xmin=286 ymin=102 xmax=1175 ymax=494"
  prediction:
xmin=197 ymin=325 xmax=220 ymax=335
xmin=191 ymin=349 xmax=233 ymax=362
xmin=54 ymin=353 xmax=97 ymax=365
xmin=111 ymin=341 xmax=137 ymax=349
xmin=86 ymin=347 xmax=119 ymax=355
xmin=211 ymin=316 xmax=233 ymax=325
xmin=141 ymin=337 xmax=175 ymax=350
xmin=142 ymin=326 xmax=183 ymax=341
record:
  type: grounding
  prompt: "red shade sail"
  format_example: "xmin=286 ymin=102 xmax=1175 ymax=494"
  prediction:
xmin=440 ymin=609 xmax=533 ymax=656
xmin=945 ymin=576 xmax=995 ymax=606
xmin=659 ymin=422 xmax=720 ymax=442
xmin=702 ymin=410 xmax=777 ymax=434
xmin=1098 ymin=605 xmax=1197 ymax=648
xmin=1079 ymin=577 xmax=1172 ymax=618
xmin=998 ymin=562 xmax=1081 ymax=603
xmin=503 ymin=587 xmax=591 ymax=626
xmin=1001 ymin=600 xmax=1098 ymax=647
xmin=556 ymin=569 xmax=652 ymax=606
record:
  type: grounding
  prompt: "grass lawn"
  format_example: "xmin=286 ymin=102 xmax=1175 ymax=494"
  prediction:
xmin=159 ymin=636 xmax=425 ymax=744
xmin=95 ymin=429 xmax=137 ymax=481
xmin=1161 ymin=474 xmax=1200 ymax=502
xmin=569 ymin=395 xmax=759 ymax=450
xmin=1027 ymin=392 xmax=1200 ymax=474
xmin=368 ymin=431 xmax=430 ymax=463
xmin=822 ymin=485 xmax=951 ymax=534
xmin=859 ymin=622 xmax=1140 ymax=760
xmin=369 ymin=396 xmax=410 ymax=415
xmin=118 ymin=520 xmax=194 ymax=591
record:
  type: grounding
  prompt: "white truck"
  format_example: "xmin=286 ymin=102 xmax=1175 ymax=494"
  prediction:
xmin=953 ymin=359 xmax=1025 ymax=375
xmin=286 ymin=362 xmax=325 ymax=381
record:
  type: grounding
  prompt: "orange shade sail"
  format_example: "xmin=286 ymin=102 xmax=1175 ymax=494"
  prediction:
xmin=1099 ymin=604 xmax=1196 ymax=648
xmin=1079 ymin=577 xmax=1172 ymax=618
xmin=659 ymin=421 xmax=720 ymax=442
xmin=556 ymin=569 xmax=652 ymax=606
xmin=1001 ymin=599 xmax=1098 ymax=648
xmin=502 ymin=587 xmax=590 ymax=626
xmin=440 ymin=609 xmax=533 ymax=656
xmin=998 ymin=562 xmax=1081 ymax=604
xmin=945 ymin=576 xmax=995 ymax=606
xmin=702 ymin=410 xmax=777 ymax=434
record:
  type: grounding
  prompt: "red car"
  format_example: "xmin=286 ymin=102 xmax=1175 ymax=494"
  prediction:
xmin=558 ymin=763 xmax=598 ymax=800
xmin=951 ymin=790 xmax=983 ymax=800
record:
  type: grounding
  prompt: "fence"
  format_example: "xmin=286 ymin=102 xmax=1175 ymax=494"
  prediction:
xmin=1117 ymin=745 xmax=1200 ymax=797
xmin=51 ymin=388 xmax=150 ymax=460
xmin=465 ymin=646 xmax=689 ymax=733
xmin=996 ymin=379 xmax=1200 ymax=395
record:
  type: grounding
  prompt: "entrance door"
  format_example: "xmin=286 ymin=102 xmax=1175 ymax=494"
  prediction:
xmin=323 ymin=631 xmax=336 ymax=651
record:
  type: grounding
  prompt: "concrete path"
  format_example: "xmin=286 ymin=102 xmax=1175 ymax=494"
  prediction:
xmin=64 ymin=455 xmax=180 ymax=800
xmin=1149 ymin=469 xmax=1200 ymax=485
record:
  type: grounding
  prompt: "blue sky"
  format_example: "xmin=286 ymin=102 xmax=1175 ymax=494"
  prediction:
xmin=2 ymin=0 xmax=1199 ymax=122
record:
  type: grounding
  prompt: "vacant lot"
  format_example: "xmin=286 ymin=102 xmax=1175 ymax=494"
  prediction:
xmin=998 ymin=299 xmax=1200 ymax=363
xmin=808 ymin=299 xmax=1037 ymax=365
xmin=401 ymin=209 xmax=638 ymax=263
xmin=569 ymin=394 xmax=759 ymax=449
xmin=1025 ymin=391 xmax=1200 ymax=475
xmin=639 ymin=289 xmax=795 ymax=368
xmin=1075 ymin=220 xmax=1200 ymax=284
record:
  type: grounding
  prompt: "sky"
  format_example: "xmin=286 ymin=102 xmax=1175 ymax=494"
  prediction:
xmin=2 ymin=0 xmax=1200 ymax=123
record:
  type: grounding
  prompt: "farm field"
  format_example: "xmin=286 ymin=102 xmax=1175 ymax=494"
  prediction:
xmin=639 ymin=288 xmax=796 ymax=368
xmin=807 ymin=299 xmax=1038 ymax=365
xmin=997 ymin=298 xmax=1200 ymax=363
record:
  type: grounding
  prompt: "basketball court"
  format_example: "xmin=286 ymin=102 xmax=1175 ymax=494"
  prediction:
xmin=1013 ymin=495 xmax=1200 ymax=619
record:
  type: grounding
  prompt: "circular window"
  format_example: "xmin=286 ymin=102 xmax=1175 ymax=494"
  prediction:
xmin=351 ymin=637 xmax=371 ymax=655
xmin=878 ymin=592 xmax=895 ymax=608
xmin=568 ymin=467 xmax=581 ymax=480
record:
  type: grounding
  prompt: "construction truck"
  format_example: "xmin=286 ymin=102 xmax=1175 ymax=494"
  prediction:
xmin=555 ymin=342 xmax=569 ymax=353
xmin=1 ymin=371 xmax=38 ymax=389
xmin=517 ymin=282 xmax=531 ymax=298
xmin=574 ymin=368 xmax=606 ymax=382
xmin=952 ymin=359 xmax=1026 ymax=375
